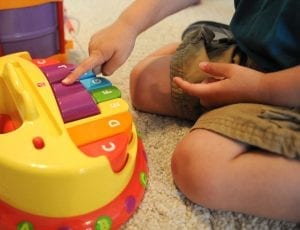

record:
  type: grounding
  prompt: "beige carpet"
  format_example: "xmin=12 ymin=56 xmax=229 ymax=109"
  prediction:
xmin=64 ymin=0 xmax=298 ymax=229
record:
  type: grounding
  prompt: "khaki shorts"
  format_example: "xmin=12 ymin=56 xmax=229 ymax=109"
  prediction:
xmin=170 ymin=22 xmax=300 ymax=159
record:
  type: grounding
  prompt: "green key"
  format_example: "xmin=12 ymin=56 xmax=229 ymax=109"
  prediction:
xmin=91 ymin=86 xmax=121 ymax=103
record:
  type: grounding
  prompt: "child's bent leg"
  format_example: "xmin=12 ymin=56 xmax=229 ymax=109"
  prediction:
xmin=130 ymin=43 xmax=179 ymax=116
xmin=171 ymin=128 xmax=300 ymax=222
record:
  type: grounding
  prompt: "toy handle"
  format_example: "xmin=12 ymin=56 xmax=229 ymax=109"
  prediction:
xmin=3 ymin=62 xmax=38 ymax=121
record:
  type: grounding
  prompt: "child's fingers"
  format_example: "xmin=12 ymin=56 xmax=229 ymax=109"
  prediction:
xmin=62 ymin=55 xmax=103 ymax=84
xmin=199 ymin=61 xmax=237 ymax=78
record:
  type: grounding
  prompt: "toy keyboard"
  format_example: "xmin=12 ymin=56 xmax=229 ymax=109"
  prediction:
xmin=0 ymin=52 xmax=148 ymax=230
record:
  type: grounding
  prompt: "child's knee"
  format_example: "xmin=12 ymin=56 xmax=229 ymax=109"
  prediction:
xmin=129 ymin=62 xmax=147 ymax=109
xmin=129 ymin=55 xmax=174 ymax=115
xmin=171 ymin=130 xmax=231 ymax=208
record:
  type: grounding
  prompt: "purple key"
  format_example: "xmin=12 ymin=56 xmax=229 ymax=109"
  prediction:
xmin=51 ymin=82 xmax=85 ymax=98
xmin=41 ymin=63 xmax=76 ymax=83
xmin=56 ymin=90 xmax=100 ymax=123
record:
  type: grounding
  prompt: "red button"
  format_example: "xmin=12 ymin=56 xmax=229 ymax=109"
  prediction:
xmin=79 ymin=133 xmax=129 ymax=172
xmin=32 ymin=137 xmax=45 ymax=149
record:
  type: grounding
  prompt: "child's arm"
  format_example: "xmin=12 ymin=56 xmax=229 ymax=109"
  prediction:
xmin=173 ymin=62 xmax=300 ymax=108
xmin=63 ymin=0 xmax=200 ymax=84
xmin=262 ymin=65 xmax=300 ymax=107
xmin=117 ymin=0 xmax=200 ymax=36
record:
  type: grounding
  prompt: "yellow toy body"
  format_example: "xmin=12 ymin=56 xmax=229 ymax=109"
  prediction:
xmin=0 ymin=52 xmax=148 ymax=230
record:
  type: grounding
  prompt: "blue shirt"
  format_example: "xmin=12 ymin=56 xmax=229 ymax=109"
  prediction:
xmin=230 ymin=0 xmax=300 ymax=71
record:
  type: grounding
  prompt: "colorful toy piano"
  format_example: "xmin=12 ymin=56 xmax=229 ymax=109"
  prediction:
xmin=0 ymin=52 xmax=148 ymax=230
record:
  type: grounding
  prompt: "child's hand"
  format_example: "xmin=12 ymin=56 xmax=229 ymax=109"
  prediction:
xmin=62 ymin=21 xmax=137 ymax=84
xmin=173 ymin=62 xmax=266 ymax=109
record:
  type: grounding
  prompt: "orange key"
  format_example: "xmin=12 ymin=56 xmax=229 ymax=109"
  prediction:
xmin=66 ymin=111 xmax=132 ymax=147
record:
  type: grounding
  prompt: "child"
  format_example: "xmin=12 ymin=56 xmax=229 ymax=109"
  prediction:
xmin=63 ymin=0 xmax=300 ymax=222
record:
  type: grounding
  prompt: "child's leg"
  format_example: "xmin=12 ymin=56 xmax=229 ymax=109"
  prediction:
xmin=171 ymin=128 xmax=300 ymax=222
xmin=130 ymin=42 xmax=179 ymax=116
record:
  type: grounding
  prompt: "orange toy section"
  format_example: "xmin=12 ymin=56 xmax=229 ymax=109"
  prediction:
xmin=0 ymin=0 xmax=71 ymax=61
xmin=0 ymin=0 xmax=62 ymax=10
xmin=0 ymin=52 xmax=148 ymax=230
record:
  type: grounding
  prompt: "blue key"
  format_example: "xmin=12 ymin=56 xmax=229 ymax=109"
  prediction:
xmin=80 ymin=70 xmax=96 ymax=80
xmin=80 ymin=76 xmax=112 ymax=91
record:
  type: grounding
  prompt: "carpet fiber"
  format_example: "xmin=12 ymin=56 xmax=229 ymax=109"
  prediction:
xmin=64 ymin=0 xmax=297 ymax=229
